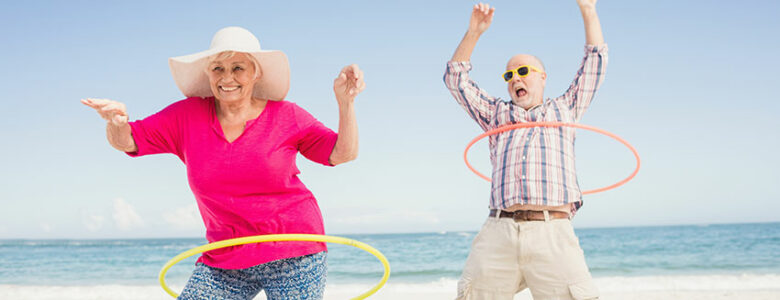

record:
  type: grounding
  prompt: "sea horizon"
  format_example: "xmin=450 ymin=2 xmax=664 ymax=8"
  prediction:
xmin=2 ymin=220 xmax=776 ymax=241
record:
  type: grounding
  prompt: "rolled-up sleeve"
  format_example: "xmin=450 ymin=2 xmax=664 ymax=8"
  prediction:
xmin=125 ymin=100 xmax=186 ymax=161
xmin=557 ymin=44 xmax=608 ymax=121
xmin=291 ymin=104 xmax=338 ymax=166
xmin=444 ymin=61 xmax=497 ymax=131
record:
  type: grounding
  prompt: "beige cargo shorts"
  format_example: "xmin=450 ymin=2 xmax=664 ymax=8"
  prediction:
xmin=456 ymin=216 xmax=599 ymax=300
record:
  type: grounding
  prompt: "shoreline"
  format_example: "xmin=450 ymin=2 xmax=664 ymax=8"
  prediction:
xmin=3 ymin=274 xmax=779 ymax=300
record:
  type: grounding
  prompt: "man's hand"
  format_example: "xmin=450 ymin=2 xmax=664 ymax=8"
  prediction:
xmin=576 ymin=0 xmax=597 ymax=10
xmin=468 ymin=3 xmax=495 ymax=35
xmin=452 ymin=3 xmax=494 ymax=62
xmin=577 ymin=0 xmax=604 ymax=45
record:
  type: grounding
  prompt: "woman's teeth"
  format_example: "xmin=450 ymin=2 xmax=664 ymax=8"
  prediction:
xmin=221 ymin=86 xmax=239 ymax=92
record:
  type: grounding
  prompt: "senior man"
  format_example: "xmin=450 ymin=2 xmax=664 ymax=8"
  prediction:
xmin=443 ymin=1 xmax=607 ymax=299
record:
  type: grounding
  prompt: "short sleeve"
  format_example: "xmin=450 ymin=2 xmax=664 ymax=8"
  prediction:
xmin=125 ymin=99 xmax=190 ymax=160
xmin=291 ymin=103 xmax=338 ymax=166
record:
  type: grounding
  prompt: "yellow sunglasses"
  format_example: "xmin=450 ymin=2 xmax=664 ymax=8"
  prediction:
xmin=502 ymin=65 xmax=543 ymax=82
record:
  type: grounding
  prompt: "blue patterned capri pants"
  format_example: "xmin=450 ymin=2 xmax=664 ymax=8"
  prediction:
xmin=178 ymin=252 xmax=327 ymax=300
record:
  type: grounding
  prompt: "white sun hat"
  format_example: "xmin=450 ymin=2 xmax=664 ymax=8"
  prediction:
xmin=169 ymin=26 xmax=289 ymax=101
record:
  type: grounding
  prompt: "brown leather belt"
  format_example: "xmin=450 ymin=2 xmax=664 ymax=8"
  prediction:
xmin=489 ymin=209 xmax=570 ymax=222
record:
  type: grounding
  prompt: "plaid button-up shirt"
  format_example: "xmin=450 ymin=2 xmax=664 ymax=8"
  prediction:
xmin=444 ymin=45 xmax=608 ymax=215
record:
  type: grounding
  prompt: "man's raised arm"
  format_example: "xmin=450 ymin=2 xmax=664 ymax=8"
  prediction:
xmin=577 ymin=0 xmax=604 ymax=45
xmin=451 ymin=3 xmax=495 ymax=62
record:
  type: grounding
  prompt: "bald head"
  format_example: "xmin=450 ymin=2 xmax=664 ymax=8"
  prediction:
xmin=506 ymin=54 xmax=545 ymax=72
xmin=505 ymin=54 xmax=547 ymax=110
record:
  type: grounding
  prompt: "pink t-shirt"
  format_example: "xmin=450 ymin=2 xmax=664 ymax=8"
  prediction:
xmin=127 ymin=97 xmax=338 ymax=269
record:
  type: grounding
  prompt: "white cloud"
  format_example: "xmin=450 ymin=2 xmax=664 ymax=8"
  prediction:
xmin=40 ymin=223 xmax=52 ymax=233
xmin=163 ymin=204 xmax=202 ymax=230
xmin=82 ymin=211 xmax=106 ymax=232
xmin=334 ymin=210 xmax=440 ymax=226
xmin=112 ymin=198 xmax=144 ymax=230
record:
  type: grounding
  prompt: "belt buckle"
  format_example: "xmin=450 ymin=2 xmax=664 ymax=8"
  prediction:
xmin=512 ymin=211 xmax=529 ymax=222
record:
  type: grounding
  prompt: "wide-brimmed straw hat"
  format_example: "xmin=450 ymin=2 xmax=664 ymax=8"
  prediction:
xmin=169 ymin=26 xmax=289 ymax=101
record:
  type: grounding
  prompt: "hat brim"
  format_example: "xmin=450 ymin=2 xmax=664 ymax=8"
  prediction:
xmin=169 ymin=49 xmax=289 ymax=101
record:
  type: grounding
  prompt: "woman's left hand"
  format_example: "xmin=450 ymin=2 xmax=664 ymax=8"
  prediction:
xmin=333 ymin=64 xmax=365 ymax=106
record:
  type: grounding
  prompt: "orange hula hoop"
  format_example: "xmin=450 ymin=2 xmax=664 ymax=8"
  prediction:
xmin=463 ymin=122 xmax=640 ymax=195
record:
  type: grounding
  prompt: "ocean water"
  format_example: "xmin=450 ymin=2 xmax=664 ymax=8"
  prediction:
xmin=0 ymin=223 xmax=777 ymax=289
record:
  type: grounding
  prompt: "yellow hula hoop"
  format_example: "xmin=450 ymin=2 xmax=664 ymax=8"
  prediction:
xmin=159 ymin=234 xmax=391 ymax=299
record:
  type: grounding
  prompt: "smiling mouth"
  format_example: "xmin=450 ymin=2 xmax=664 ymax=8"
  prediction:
xmin=220 ymin=86 xmax=240 ymax=92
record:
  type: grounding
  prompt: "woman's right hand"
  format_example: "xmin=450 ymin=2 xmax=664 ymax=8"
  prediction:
xmin=81 ymin=98 xmax=129 ymax=126
xmin=81 ymin=98 xmax=137 ymax=152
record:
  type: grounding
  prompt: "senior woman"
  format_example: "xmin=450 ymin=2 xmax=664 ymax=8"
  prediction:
xmin=81 ymin=27 xmax=364 ymax=299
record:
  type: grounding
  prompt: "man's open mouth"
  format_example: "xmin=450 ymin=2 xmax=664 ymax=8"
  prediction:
xmin=515 ymin=87 xmax=527 ymax=97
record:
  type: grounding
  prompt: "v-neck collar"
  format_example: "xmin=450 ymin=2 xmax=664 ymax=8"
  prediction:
xmin=209 ymin=98 xmax=273 ymax=144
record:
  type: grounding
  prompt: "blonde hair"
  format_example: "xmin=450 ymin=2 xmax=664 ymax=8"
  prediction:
xmin=206 ymin=51 xmax=261 ymax=79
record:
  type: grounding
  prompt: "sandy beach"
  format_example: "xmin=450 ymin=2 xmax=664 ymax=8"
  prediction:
xmin=3 ymin=274 xmax=779 ymax=300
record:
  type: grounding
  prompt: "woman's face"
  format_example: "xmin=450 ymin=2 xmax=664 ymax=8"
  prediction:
xmin=206 ymin=52 xmax=260 ymax=103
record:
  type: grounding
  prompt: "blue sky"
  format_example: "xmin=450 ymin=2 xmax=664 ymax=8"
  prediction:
xmin=1 ymin=0 xmax=778 ymax=239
